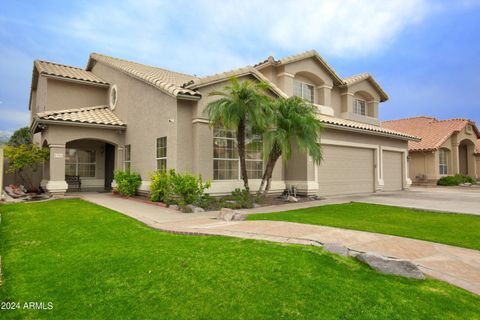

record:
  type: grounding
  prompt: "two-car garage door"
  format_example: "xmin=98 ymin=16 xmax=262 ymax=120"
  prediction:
xmin=317 ymin=145 xmax=375 ymax=196
xmin=317 ymin=146 xmax=404 ymax=196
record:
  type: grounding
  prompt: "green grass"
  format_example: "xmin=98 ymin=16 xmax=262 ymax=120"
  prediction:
xmin=0 ymin=199 xmax=479 ymax=319
xmin=248 ymin=202 xmax=480 ymax=250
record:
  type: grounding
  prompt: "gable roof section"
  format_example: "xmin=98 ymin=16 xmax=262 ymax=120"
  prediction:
xmin=183 ymin=66 xmax=288 ymax=98
xmin=382 ymin=116 xmax=480 ymax=152
xmin=319 ymin=114 xmax=419 ymax=141
xmin=34 ymin=106 xmax=126 ymax=130
xmin=34 ymin=60 xmax=108 ymax=85
xmin=87 ymin=53 xmax=201 ymax=99
xmin=343 ymin=73 xmax=389 ymax=102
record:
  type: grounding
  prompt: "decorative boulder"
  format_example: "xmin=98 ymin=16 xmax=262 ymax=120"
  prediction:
xmin=169 ymin=204 xmax=179 ymax=211
xmin=192 ymin=206 xmax=205 ymax=213
xmin=356 ymin=253 xmax=425 ymax=279
xmin=323 ymin=243 xmax=349 ymax=256
xmin=217 ymin=208 xmax=236 ymax=221
xmin=287 ymin=196 xmax=298 ymax=203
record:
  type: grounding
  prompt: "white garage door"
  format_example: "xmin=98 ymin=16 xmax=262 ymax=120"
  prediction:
xmin=318 ymin=145 xmax=374 ymax=196
xmin=383 ymin=151 xmax=403 ymax=191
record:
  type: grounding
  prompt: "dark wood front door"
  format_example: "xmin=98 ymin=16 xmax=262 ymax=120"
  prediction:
xmin=104 ymin=144 xmax=115 ymax=191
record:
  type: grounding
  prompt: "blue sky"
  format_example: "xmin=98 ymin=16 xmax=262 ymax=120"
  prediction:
xmin=1 ymin=0 xmax=479 ymax=135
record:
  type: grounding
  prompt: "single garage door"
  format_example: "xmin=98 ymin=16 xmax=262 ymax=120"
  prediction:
xmin=383 ymin=151 xmax=403 ymax=191
xmin=318 ymin=145 xmax=374 ymax=196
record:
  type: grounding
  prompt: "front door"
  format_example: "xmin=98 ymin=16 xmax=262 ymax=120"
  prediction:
xmin=104 ymin=144 xmax=115 ymax=191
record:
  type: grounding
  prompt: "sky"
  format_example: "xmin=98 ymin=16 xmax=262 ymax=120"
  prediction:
xmin=1 ymin=0 xmax=480 ymax=136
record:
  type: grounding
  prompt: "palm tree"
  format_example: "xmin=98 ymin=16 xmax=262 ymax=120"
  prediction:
xmin=204 ymin=77 xmax=272 ymax=191
xmin=258 ymin=96 xmax=323 ymax=196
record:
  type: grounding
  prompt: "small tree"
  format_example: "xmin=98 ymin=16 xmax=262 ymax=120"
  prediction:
xmin=7 ymin=127 xmax=32 ymax=146
xmin=258 ymin=96 xmax=323 ymax=196
xmin=4 ymin=144 xmax=49 ymax=190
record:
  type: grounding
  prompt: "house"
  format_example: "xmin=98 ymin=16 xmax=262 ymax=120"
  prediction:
xmin=27 ymin=50 xmax=419 ymax=196
xmin=383 ymin=117 xmax=480 ymax=184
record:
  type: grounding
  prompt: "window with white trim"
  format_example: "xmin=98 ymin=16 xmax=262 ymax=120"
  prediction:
xmin=213 ymin=128 xmax=263 ymax=180
xmin=124 ymin=145 xmax=131 ymax=172
xmin=353 ymin=99 xmax=366 ymax=116
xmin=156 ymin=137 xmax=167 ymax=171
xmin=65 ymin=148 xmax=96 ymax=177
xmin=293 ymin=80 xmax=314 ymax=103
xmin=439 ymin=149 xmax=448 ymax=175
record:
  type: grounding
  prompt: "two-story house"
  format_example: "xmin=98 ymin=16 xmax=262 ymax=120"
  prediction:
xmin=28 ymin=50 xmax=419 ymax=196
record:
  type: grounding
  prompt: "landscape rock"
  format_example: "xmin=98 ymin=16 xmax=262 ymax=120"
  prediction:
xmin=217 ymin=208 xmax=236 ymax=221
xmin=232 ymin=213 xmax=247 ymax=221
xmin=181 ymin=205 xmax=193 ymax=213
xmin=287 ymin=196 xmax=298 ymax=203
xmin=356 ymin=252 xmax=425 ymax=279
xmin=323 ymin=243 xmax=349 ymax=256
xmin=253 ymin=203 xmax=261 ymax=208
xmin=192 ymin=206 xmax=205 ymax=213
xmin=169 ymin=205 xmax=179 ymax=211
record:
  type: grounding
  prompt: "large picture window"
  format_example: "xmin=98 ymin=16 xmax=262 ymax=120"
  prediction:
xmin=124 ymin=145 xmax=131 ymax=172
xmin=156 ymin=137 xmax=167 ymax=171
xmin=293 ymin=80 xmax=314 ymax=103
xmin=65 ymin=148 xmax=96 ymax=178
xmin=213 ymin=128 xmax=263 ymax=180
xmin=439 ymin=148 xmax=448 ymax=175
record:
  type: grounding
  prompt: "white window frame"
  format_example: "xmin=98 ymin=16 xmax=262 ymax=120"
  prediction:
xmin=156 ymin=137 xmax=167 ymax=172
xmin=439 ymin=148 xmax=448 ymax=175
xmin=65 ymin=148 xmax=96 ymax=178
xmin=293 ymin=80 xmax=314 ymax=103
xmin=353 ymin=98 xmax=366 ymax=116
xmin=124 ymin=145 xmax=131 ymax=172
xmin=213 ymin=128 xmax=263 ymax=180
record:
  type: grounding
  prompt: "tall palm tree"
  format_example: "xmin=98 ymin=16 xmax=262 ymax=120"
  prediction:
xmin=258 ymin=96 xmax=323 ymax=195
xmin=204 ymin=77 xmax=272 ymax=191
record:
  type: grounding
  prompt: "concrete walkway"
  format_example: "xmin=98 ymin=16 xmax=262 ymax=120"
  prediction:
xmin=78 ymin=192 xmax=480 ymax=295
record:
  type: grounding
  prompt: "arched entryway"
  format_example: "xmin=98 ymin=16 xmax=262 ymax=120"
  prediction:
xmin=65 ymin=139 xmax=117 ymax=192
xmin=458 ymin=139 xmax=476 ymax=176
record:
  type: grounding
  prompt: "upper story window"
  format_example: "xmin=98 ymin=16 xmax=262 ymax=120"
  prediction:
xmin=353 ymin=99 xmax=366 ymax=116
xmin=109 ymin=85 xmax=118 ymax=110
xmin=124 ymin=145 xmax=131 ymax=172
xmin=156 ymin=137 xmax=167 ymax=172
xmin=293 ymin=80 xmax=314 ymax=103
xmin=439 ymin=148 xmax=448 ymax=175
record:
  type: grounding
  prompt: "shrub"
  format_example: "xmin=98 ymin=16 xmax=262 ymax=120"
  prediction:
xmin=114 ymin=170 xmax=141 ymax=197
xmin=194 ymin=194 xmax=219 ymax=210
xmin=4 ymin=144 xmax=49 ymax=191
xmin=437 ymin=174 xmax=476 ymax=186
xmin=150 ymin=170 xmax=173 ymax=203
xmin=150 ymin=169 xmax=211 ymax=206
xmin=222 ymin=188 xmax=254 ymax=209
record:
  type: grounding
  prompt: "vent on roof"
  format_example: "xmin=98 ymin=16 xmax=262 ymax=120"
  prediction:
xmin=466 ymin=124 xmax=473 ymax=134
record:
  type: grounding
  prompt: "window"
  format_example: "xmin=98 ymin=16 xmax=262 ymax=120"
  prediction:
xmin=156 ymin=137 xmax=167 ymax=171
xmin=353 ymin=99 xmax=366 ymax=116
xmin=213 ymin=128 xmax=263 ymax=180
xmin=109 ymin=85 xmax=118 ymax=110
xmin=466 ymin=124 xmax=473 ymax=134
xmin=65 ymin=148 xmax=96 ymax=177
xmin=124 ymin=145 xmax=131 ymax=172
xmin=293 ymin=80 xmax=314 ymax=103
xmin=439 ymin=149 xmax=448 ymax=175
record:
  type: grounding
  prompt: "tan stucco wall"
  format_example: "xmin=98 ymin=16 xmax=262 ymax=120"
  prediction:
xmin=476 ymin=156 xmax=480 ymax=179
xmin=44 ymin=78 xmax=108 ymax=111
xmin=91 ymin=61 xmax=178 ymax=180
xmin=409 ymin=152 xmax=437 ymax=182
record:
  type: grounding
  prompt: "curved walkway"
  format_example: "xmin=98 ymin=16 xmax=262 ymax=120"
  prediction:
xmin=78 ymin=193 xmax=480 ymax=295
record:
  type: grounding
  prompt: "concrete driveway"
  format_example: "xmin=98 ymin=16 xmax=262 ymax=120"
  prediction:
xmin=351 ymin=186 xmax=480 ymax=215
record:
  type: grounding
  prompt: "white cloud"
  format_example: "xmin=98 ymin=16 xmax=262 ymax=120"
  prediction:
xmin=0 ymin=107 xmax=29 ymax=126
xmin=43 ymin=0 xmax=443 ymax=75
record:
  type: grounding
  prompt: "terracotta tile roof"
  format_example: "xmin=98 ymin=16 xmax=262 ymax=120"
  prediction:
xmin=343 ymin=73 xmax=389 ymax=102
xmin=382 ymin=117 xmax=480 ymax=152
xmin=36 ymin=106 xmax=125 ymax=127
xmin=319 ymin=114 xmax=419 ymax=140
xmin=88 ymin=53 xmax=200 ymax=98
xmin=183 ymin=66 xmax=287 ymax=98
xmin=34 ymin=60 xmax=108 ymax=85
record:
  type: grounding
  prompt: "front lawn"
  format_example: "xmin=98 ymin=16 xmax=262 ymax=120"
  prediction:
xmin=0 ymin=199 xmax=479 ymax=319
xmin=248 ymin=202 xmax=480 ymax=250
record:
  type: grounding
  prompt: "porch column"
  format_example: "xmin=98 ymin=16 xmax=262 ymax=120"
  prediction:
xmin=46 ymin=144 xmax=68 ymax=195
xmin=451 ymin=142 xmax=460 ymax=175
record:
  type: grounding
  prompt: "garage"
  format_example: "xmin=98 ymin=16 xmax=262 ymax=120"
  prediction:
xmin=317 ymin=145 xmax=375 ymax=196
xmin=383 ymin=151 xmax=403 ymax=191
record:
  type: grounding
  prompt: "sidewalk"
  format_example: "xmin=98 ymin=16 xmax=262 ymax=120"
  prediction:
xmin=79 ymin=192 xmax=480 ymax=295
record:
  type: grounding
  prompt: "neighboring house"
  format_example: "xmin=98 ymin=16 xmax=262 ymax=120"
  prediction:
xmin=27 ymin=50 xmax=419 ymax=196
xmin=383 ymin=117 xmax=480 ymax=184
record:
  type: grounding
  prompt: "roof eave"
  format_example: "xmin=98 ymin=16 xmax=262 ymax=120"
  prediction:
xmin=33 ymin=118 xmax=127 ymax=131
xmin=322 ymin=122 xmax=419 ymax=141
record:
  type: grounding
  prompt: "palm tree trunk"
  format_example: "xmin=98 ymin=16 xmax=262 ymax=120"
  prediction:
xmin=258 ymin=142 xmax=282 ymax=196
xmin=237 ymin=118 xmax=249 ymax=191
